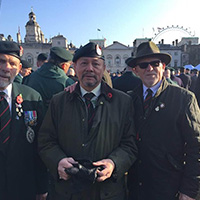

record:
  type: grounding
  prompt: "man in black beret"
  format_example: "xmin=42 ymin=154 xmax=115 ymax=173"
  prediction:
xmin=38 ymin=42 xmax=137 ymax=200
xmin=0 ymin=41 xmax=48 ymax=199
xmin=127 ymin=41 xmax=200 ymax=200
xmin=113 ymin=57 xmax=142 ymax=93
xmin=14 ymin=59 xmax=32 ymax=83
xmin=23 ymin=46 xmax=74 ymax=113
xmin=37 ymin=53 xmax=48 ymax=68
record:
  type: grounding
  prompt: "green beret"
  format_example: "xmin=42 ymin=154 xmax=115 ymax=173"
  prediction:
xmin=50 ymin=47 xmax=73 ymax=62
xmin=0 ymin=41 xmax=22 ymax=60
xmin=73 ymin=42 xmax=104 ymax=62
xmin=21 ymin=60 xmax=32 ymax=69
xmin=37 ymin=53 xmax=48 ymax=61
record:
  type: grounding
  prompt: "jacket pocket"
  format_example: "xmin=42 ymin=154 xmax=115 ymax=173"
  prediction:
xmin=166 ymin=154 xmax=183 ymax=171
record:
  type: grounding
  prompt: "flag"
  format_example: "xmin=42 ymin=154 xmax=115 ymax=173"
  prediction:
xmin=97 ymin=28 xmax=101 ymax=31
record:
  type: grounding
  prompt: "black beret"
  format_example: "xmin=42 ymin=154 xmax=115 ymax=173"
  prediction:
xmin=37 ymin=53 xmax=48 ymax=61
xmin=50 ymin=47 xmax=73 ymax=62
xmin=73 ymin=42 xmax=104 ymax=62
xmin=0 ymin=41 xmax=22 ymax=59
xmin=21 ymin=60 xmax=32 ymax=69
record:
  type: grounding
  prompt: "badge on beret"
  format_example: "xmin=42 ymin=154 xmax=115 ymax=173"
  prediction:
xmin=19 ymin=46 xmax=23 ymax=57
xmin=26 ymin=126 xmax=35 ymax=143
xmin=96 ymin=44 xmax=102 ymax=56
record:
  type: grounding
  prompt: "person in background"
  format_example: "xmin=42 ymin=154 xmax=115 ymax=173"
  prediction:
xmin=190 ymin=68 xmax=199 ymax=92
xmin=178 ymin=66 xmax=191 ymax=90
xmin=163 ymin=66 xmax=178 ymax=85
xmin=37 ymin=53 xmax=48 ymax=68
xmin=170 ymin=67 xmax=183 ymax=87
xmin=113 ymin=57 xmax=141 ymax=93
xmin=127 ymin=41 xmax=200 ymax=200
xmin=23 ymin=47 xmax=74 ymax=113
xmin=38 ymin=42 xmax=137 ymax=200
xmin=0 ymin=41 xmax=48 ymax=200
xmin=14 ymin=59 xmax=32 ymax=83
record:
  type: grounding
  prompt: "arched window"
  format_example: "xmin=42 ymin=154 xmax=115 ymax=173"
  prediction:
xmin=107 ymin=54 xmax=113 ymax=67
xmin=25 ymin=53 xmax=34 ymax=66
xmin=115 ymin=55 xmax=121 ymax=66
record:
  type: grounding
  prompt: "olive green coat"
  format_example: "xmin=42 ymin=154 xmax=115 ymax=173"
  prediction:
xmin=38 ymin=82 xmax=137 ymax=200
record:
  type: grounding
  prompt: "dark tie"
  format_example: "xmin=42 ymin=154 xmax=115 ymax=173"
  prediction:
xmin=0 ymin=92 xmax=11 ymax=146
xmin=84 ymin=93 xmax=95 ymax=132
xmin=143 ymin=89 xmax=153 ymax=115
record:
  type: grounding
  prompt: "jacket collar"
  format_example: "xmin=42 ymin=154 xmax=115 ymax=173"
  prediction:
xmin=69 ymin=81 xmax=113 ymax=102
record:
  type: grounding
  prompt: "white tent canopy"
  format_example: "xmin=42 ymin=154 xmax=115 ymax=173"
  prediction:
xmin=184 ymin=64 xmax=194 ymax=70
xmin=195 ymin=64 xmax=200 ymax=70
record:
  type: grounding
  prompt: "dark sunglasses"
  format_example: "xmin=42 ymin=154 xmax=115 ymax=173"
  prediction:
xmin=137 ymin=60 xmax=161 ymax=69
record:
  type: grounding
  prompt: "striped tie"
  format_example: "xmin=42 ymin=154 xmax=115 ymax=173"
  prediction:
xmin=84 ymin=93 xmax=95 ymax=133
xmin=0 ymin=92 xmax=11 ymax=145
xmin=143 ymin=89 xmax=153 ymax=115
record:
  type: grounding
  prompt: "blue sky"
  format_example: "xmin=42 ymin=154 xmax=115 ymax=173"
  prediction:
xmin=0 ymin=0 xmax=199 ymax=47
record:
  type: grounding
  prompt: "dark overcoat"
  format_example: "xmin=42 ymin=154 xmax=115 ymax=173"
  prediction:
xmin=128 ymin=78 xmax=200 ymax=200
xmin=0 ymin=83 xmax=48 ymax=200
xmin=113 ymin=71 xmax=141 ymax=93
xmin=38 ymin=82 xmax=138 ymax=200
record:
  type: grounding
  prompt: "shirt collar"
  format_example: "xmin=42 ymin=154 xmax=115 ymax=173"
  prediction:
xmin=80 ymin=83 xmax=101 ymax=98
xmin=1 ymin=84 xmax=12 ymax=99
xmin=143 ymin=80 xmax=162 ymax=97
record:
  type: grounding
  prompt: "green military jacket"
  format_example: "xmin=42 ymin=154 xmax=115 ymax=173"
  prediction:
xmin=23 ymin=62 xmax=74 ymax=113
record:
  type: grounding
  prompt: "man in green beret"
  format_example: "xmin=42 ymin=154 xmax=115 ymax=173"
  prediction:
xmin=127 ymin=41 xmax=200 ymax=200
xmin=37 ymin=53 xmax=48 ymax=68
xmin=14 ymin=59 xmax=32 ymax=83
xmin=0 ymin=41 xmax=48 ymax=199
xmin=38 ymin=42 xmax=137 ymax=200
xmin=23 ymin=46 xmax=74 ymax=113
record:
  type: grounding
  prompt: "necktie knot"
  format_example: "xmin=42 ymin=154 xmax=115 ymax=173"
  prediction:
xmin=84 ymin=93 xmax=95 ymax=101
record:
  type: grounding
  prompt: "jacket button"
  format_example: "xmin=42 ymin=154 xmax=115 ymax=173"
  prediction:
xmin=100 ymin=101 xmax=103 ymax=105
xmin=82 ymin=144 xmax=85 ymax=147
xmin=82 ymin=118 xmax=85 ymax=122
xmin=139 ymin=182 xmax=142 ymax=186
xmin=138 ymin=138 xmax=141 ymax=141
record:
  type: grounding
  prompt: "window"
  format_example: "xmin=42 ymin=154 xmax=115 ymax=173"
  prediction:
xmin=115 ymin=55 xmax=121 ymax=66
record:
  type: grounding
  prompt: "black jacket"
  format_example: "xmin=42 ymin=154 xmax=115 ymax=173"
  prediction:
xmin=128 ymin=78 xmax=200 ymax=200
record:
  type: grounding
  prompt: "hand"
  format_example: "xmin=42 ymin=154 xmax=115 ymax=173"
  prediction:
xmin=58 ymin=157 xmax=77 ymax=180
xmin=36 ymin=193 xmax=48 ymax=200
xmin=179 ymin=193 xmax=195 ymax=200
xmin=93 ymin=159 xmax=115 ymax=182
xmin=64 ymin=82 xmax=78 ymax=93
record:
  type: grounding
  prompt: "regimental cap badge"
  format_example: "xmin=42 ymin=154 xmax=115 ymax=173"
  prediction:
xmin=96 ymin=44 xmax=102 ymax=56
xmin=19 ymin=46 xmax=23 ymax=57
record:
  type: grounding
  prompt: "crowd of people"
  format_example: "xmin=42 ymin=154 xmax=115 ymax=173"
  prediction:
xmin=0 ymin=40 xmax=200 ymax=200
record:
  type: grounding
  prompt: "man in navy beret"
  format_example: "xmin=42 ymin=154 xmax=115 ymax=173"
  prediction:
xmin=38 ymin=42 xmax=137 ymax=200
xmin=0 ymin=41 xmax=48 ymax=199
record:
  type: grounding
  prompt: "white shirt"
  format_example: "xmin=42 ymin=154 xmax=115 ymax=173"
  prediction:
xmin=80 ymin=83 xmax=101 ymax=108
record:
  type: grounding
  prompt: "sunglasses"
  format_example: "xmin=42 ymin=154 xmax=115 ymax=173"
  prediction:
xmin=137 ymin=60 xmax=162 ymax=69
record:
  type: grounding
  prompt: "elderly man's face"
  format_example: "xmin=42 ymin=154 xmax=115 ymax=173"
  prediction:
xmin=0 ymin=54 xmax=22 ymax=90
xmin=74 ymin=57 xmax=105 ymax=91
xmin=134 ymin=57 xmax=166 ymax=88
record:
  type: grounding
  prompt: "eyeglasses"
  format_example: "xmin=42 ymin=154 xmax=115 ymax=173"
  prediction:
xmin=137 ymin=60 xmax=162 ymax=69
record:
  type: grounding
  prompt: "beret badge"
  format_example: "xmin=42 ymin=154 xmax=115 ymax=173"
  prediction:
xmin=96 ymin=44 xmax=102 ymax=56
xmin=19 ymin=46 xmax=23 ymax=57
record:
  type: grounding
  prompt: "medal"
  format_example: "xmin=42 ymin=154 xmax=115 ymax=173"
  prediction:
xmin=26 ymin=126 xmax=35 ymax=143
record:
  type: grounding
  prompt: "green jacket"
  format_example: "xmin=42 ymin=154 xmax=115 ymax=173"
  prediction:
xmin=23 ymin=62 xmax=74 ymax=113
xmin=38 ymin=82 xmax=137 ymax=200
